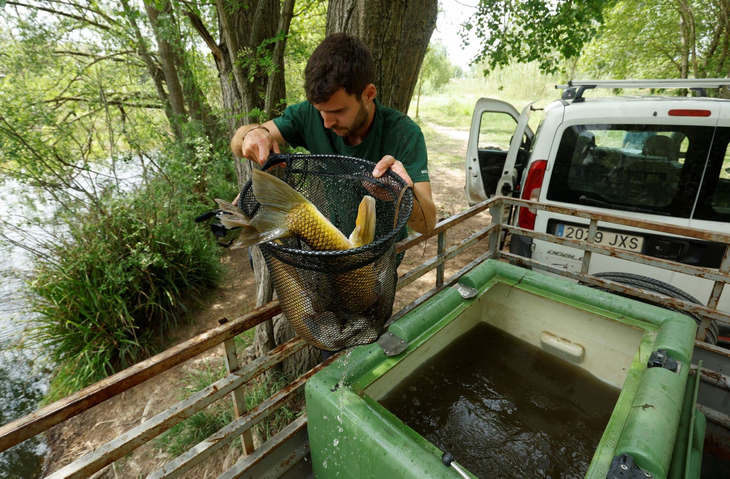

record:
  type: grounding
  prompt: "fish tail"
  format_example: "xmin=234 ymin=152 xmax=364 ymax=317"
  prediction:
xmin=349 ymin=195 xmax=377 ymax=247
xmin=251 ymin=169 xmax=309 ymax=215
xmin=214 ymin=196 xmax=293 ymax=249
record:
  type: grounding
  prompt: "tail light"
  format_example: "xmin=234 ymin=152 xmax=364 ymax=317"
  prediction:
xmin=517 ymin=160 xmax=547 ymax=230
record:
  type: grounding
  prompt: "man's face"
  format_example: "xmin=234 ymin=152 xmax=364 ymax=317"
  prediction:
xmin=313 ymin=87 xmax=371 ymax=138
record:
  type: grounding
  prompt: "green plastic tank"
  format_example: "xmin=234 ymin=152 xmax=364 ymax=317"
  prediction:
xmin=305 ymin=260 xmax=704 ymax=478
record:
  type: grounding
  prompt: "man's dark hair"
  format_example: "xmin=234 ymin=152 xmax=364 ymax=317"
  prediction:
xmin=305 ymin=33 xmax=375 ymax=104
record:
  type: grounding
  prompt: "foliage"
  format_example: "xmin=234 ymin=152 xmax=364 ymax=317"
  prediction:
xmin=462 ymin=0 xmax=615 ymax=74
xmin=24 ymin=148 xmax=232 ymax=401
xmin=417 ymin=40 xmax=455 ymax=95
xmin=283 ymin=0 xmax=327 ymax=104
xmin=578 ymin=0 xmax=730 ymax=81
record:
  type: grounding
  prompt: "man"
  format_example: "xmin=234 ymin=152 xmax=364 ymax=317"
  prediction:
xmin=230 ymin=32 xmax=436 ymax=238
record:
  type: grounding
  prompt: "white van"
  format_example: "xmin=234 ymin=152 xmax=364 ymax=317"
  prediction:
xmin=465 ymin=79 xmax=730 ymax=345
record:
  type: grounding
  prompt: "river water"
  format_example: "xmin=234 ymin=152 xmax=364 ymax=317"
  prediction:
xmin=0 ymin=163 xmax=143 ymax=477
xmin=0 ymin=179 xmax=51 ymax=479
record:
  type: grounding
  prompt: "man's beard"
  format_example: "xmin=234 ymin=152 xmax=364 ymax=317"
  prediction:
xmin=338 ymin=101 xmax=369 ymax=137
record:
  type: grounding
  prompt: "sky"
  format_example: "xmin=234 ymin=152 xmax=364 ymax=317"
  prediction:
xmin=432 ymin=0 xmax=481 ymax=70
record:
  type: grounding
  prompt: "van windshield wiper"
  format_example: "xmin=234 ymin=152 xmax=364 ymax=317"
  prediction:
xmin=578 ymin=195 xmax=670 ymax=216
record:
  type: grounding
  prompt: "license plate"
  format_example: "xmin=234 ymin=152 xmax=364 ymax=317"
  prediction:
xmin=555 ymin=224 xmax=644 ymax=252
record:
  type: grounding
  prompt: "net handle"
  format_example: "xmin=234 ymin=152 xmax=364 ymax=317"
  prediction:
xmin=394 ymin=184 xmax=413 ymax=230
xmin=260 ymin=153 xmax=291 ymax=171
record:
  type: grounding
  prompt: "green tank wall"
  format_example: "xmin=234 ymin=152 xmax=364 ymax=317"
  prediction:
xmin=305 ymin=260 xmax=702 ymax=479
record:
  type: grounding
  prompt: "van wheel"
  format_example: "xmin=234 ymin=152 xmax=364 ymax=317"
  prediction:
xmin=590 ymin=272 xmax=719 ymax=345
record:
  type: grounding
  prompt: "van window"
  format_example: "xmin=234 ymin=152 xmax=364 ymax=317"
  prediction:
xmin=479 ymin=112 xmax=517 ymax=150
xmin=692 ymin=128 xmax=730 ymax=221
xmin=546 ymin=124 xmax=715 ymax=217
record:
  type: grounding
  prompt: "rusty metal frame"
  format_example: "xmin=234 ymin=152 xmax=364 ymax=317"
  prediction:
xmin=5 ymin=195 xmax=730 ymax=477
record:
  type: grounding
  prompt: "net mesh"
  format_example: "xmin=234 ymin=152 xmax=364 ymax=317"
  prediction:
xmin=239 ymin=154 xmax=413 ymax=351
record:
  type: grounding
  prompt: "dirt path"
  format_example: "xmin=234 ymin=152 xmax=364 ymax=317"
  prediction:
xmin=43 ymin=122 xmax=491 ymax=478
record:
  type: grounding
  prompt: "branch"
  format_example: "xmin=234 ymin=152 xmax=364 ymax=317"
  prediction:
xmin=44 ymin=96 xmax=162 ymax=109
xmin=6 ymin=1 xmax=111 ymax=30
xmin=53 ymin=50 xmax=136 ymax=62
xmin=183 ymin=7 xmax=221 ymax=62
xmin=44 ymin=0 xmax=118 ymax=26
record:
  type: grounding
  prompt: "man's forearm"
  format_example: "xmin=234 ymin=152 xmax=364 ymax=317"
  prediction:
xmin=407 ymin=185 xmax=436 ymax=236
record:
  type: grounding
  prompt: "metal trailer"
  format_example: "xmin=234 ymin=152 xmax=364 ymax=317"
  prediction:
xmin=2 ymin=196 xmax=730 ymax=478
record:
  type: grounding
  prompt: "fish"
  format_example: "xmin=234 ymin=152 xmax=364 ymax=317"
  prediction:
xmin=215 ymin=169 xmax=384 ymax=351
xmin=215 ymin=169 xmax=376 ymax=251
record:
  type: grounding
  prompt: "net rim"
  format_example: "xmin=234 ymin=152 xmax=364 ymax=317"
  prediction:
xmin=242 ymin=154 xmax=413 ymax=258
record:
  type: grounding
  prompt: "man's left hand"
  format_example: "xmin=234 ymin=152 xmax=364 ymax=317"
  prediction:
xmin=372 ymin=155 xmax=413 ymax=188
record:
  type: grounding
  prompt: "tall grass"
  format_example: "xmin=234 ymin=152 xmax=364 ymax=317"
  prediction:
xmin=24 ymin=127 xmax=237 ymax=401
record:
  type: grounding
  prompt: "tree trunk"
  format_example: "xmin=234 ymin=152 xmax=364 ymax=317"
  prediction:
xmin=189 ymin=0 xmax=314 ymax=374
xmin=144 ymin=0 xmax=187 ymax=129
xmin=120 ymin=0 xmax=174 ymax=127
xmin=326 ymin=0 xmax=438 ymax=114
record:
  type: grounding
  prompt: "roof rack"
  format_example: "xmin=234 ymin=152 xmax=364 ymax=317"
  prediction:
xmin=555 ymin=78 xmax=730 ymax=102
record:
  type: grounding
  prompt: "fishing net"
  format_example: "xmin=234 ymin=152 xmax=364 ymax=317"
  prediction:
xmin=239 ymin=154 xmax=413 ymax=352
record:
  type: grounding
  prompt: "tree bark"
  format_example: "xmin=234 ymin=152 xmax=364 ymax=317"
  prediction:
xmin=120 ymin=0 xmax=173 ymax=126
xmin=144 ymin=0 xmax=187 ymax=127
xmin=326 ymin=0 xmax=438 ymax=114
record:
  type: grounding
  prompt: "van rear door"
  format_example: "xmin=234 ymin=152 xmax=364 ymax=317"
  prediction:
xmin=465 ymin=99 xmax=534 ymax=205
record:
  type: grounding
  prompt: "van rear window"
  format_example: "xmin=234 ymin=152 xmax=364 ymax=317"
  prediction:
xmin=546 ymin=124 xmax=715 ymax=218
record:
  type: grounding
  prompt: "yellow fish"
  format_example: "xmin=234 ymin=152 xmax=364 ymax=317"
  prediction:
xmin=214 ymin=169 xmax=384 ymax=351
xmin=215 ymin=169 xmax=376 ymax=250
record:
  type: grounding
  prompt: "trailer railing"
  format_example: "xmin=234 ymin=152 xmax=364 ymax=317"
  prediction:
xmin=3 ymin=196 xmax=730 ymax=477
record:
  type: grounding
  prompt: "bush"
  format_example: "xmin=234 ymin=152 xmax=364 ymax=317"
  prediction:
xmin=25 ymin=133 xmax=236 ymax=401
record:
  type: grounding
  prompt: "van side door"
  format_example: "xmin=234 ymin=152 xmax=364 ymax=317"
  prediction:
xmin=465 ymin=99 xmax=534 ymax=205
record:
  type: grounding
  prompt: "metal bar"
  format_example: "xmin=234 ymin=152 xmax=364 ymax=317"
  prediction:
xmin=697 ymin=404 xmax=730 ymax=430
xmin=396 ymin=199 xmax=492 ymax=254
xmin=690 ymin=365 xmax=730 ymax=392
xmin=488 ymin=202 xmax=504 ymax=256
xmin=219 ymin=318 xmax=255 ymax=455
xmin=218 ymin=415 xmax=309 ymax=479
xmin=396 ymin=224 xmax=495 ymax=291
xmin=0 ymin=301 xmax=282 ymax=453
xmin=502 ymin=224 xmax=730 ymax=285
xmin=45 ymin=337 xmax=307 ymax=479
xmin=148 ymin=354 xmax=341 ymax=479
xmin=556 ymin=79 xmax=730 ymax=90
xmin=500 ymin=251 xmax=730 ymax=326
xmin=580 ymin=219 xmax=598 ymax=275
xmin=708 ymin=245 xmax=730 ymax=310
xmin=501 ymin=196 xmax=730 ymax=244
xmin=436 ymin=231 xmax=446 ymax=287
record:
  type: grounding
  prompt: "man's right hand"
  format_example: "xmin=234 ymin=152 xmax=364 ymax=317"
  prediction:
xmin=231 ymin=123 xmax=281 ymax=167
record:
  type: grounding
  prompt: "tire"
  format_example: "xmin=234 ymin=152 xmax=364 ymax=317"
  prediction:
xmin=589 ymin=272 xmax=719 ymax=345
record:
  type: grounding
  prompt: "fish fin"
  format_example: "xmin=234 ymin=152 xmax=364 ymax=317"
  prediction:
xmin=215 ymin=198 xmax=246 ymax=216
xmin=219 ymin=215 xmax=251 ymax=229
xmin=220 ymin=209 xmax=292 ymax=248
xmin=349 ymin=195 xmax=376 ymax=247
xmin=251 ymin=169 xmax=309 ymax=213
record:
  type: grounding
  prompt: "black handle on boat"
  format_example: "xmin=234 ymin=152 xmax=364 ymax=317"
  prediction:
xmin=441 ymin=452 xmax=471 ymax=478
